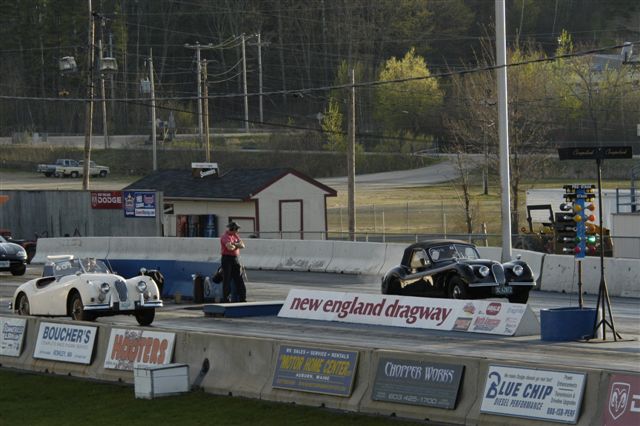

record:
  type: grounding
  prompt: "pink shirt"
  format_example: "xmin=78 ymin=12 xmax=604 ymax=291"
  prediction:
xmin=220 ymin=231 xmax=241 ymax=256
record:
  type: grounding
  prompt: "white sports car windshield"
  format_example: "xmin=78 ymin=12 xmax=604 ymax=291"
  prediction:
xmin=53 ymin=259 xmax=83 ymax=278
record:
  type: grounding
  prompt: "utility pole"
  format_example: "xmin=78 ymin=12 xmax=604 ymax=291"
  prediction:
xmin=202 ymin=59 xmax=211 ymax=162
xmin=185 ymin=42 xmax=215 ymax=145
xmin=241 ymin=33 xmax=249 ymax=132
xmin=149 ymin=49 xmax=157 ymax=171
xmin=249 ymin=33 xmax=269 ymax=124
xmin=348 ymin=68 xmax=356 ymax=241
xmin=82 ymin=0 xmax=95 ymax=191
xmin=496 ymin=0 xmax=512 ymax=262
xmin=98 ymin=37 xmax=109 ymax=149
xmin=108 ymin=32 xmax=115 ymax=117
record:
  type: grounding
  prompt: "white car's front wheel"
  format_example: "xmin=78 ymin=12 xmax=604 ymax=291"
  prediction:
xmin=70 ymin=293 xmax=94 ymax=322
xmin=135 ymin=309 xmax=155 ymax=326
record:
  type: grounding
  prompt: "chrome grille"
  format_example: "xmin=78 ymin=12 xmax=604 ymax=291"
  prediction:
xmin=114 ymin=280 xmax=128 ymax=301
xmin=492 ymin=264 xmax=506 ymax=285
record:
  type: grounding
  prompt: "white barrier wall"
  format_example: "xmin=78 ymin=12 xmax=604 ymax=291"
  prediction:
xmin=326 ymin=241 xmax=387 ymax=274
xmin=33 ymin=237 xmax=640 ymax=298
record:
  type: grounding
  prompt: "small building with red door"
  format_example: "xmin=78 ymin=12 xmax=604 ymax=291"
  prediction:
xmin=124 ymin=167 xmax=337 ymax=239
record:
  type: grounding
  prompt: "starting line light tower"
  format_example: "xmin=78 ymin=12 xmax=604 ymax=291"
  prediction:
xmin=558 ymin=145 xmax=633 ymax=341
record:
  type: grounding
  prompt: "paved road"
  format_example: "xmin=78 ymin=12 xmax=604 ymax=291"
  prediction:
xmin=2 ymin=265 xmax=638 ymax=373
xmin=320 ymin=160 xmax=461 ymax=189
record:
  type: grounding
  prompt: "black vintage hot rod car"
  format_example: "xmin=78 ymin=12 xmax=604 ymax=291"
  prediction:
xmin=381 ymin=240 xmax=536 ymax=303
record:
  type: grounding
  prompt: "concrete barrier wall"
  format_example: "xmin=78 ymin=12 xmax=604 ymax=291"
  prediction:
xmin=326 ymin=241 xmax=387 ymax=274
xmin=240 ymin=238 xmax=286 ymax=270
xmin=32 ymin=237 xmax=640 ymax=298
xmin=0 ymin=316 xmax=625 ymax=426
xmin=276 ymin=239 xmax=334 ymax=272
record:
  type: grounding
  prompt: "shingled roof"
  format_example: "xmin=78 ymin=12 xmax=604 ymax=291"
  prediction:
xmin=123 ymin=168 xmax=336 ymax=201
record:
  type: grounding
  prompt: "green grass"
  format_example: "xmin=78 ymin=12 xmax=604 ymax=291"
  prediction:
xmin=0 ymin=369 xmax=421 ymax=426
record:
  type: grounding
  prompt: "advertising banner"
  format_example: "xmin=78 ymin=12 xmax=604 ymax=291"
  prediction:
xmin=104 ymin=328 xmax=175 ymax=371
xmin=278 ymin=289 xmax=534 ymax=336
xmin=34 ymin=322 xmax=97 ymax=364
xmin=372 ymin=357 xmax=464 ymax=409
xmin=123 ymin=191 xmax=156 ymax=218
xmin=0 ymin=317 xmax=27 ymax=357
xmin=272 ymin=345 xmax=358 ymax=397
xmin=480 ymin=365 xmax=586 ymax=424
xmin=91 ymin=191 xmax=123 ymax=209
xmin=603 ymin=373 xmax=640 ymax=426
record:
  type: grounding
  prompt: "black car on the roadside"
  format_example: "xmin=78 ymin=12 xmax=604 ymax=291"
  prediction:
xmin=381 ymin=239 xmax=535 ymax=303
xmin=0 ymin=235 xmax=28 ymax=276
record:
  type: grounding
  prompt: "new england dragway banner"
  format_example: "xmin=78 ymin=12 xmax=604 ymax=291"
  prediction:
xmin=104 ymin=328 xmax=175 ymax=371
xmin=278 ymin=290 xmax=539 ymax=336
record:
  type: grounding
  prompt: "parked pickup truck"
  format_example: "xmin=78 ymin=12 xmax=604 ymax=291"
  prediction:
xmin=36 ymin=159 xmax=79 ymax=177
xmin=36 ymin=159 xmax=110 ymax=178
xmin=59 ymin=160 xmax=110 ymax=178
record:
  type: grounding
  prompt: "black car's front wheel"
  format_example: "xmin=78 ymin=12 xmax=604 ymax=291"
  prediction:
xmin=135 ymin=309 xmax=155 ymax=326
xmin=11 ymin=264 xmax=26 ymax=276
xmin=447 ymin=277 xmax=469 ymax=300
xmin=508 ymin=289 xmax=530 ymax=304
xmin=16 ymin=293 xmax=30 ymax=316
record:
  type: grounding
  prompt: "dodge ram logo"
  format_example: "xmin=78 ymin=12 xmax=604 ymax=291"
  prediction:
xmin=609 ymin=382 xmax=630 ymax=420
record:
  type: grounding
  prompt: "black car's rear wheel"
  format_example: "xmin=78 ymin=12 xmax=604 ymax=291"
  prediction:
xmin=447 ymin=277 xmax=469 ymax=300
xmin=381 ymin=277 xmax=401 ymax=295
xmin=70 ymin=293 xmax=94 ymax=321
xmin=16 ymin=293 xmax=30 ymax=316
xmin=135 ymin=309 xmax=155 ymax=326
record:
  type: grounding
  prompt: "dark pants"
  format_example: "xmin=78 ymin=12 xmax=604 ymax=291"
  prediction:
xmin=221 ymin=255 xmax=246 ymax=302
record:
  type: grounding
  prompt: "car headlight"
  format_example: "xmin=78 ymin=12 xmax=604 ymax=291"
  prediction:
xmin=100 ymin=282 xmax=111 ymax=293
xmin=513 ymin=265 xmax=524 ymax=276
xmin=17 ymin=250 xmax=27 ymax=259
xmin=136 ymin=281 xmax=148 ymax=292
xmin=478 ymin=266 xmax=490 ymax=277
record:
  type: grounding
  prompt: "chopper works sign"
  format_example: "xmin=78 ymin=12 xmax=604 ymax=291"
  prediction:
xmin=558 ymin=146 xmax=633 ymax=161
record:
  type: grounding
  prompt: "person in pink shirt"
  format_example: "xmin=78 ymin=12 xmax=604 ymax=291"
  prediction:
xmin=220 ymin=221 xmax=246 ymax=302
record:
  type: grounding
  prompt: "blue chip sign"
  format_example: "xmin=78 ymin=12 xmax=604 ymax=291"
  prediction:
xmin=123 ymin=191 xmax=156 ymax=218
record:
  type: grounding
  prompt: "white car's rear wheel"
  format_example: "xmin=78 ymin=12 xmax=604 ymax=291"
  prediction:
xmin=16 ymin=293 xmax=30 ymax=316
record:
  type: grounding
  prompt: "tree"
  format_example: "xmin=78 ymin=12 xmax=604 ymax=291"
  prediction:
xmin=552 ymin=30 xmax=639 ymax=143
xmin=321 ymin=97 xmax=346 ymax=151
xmin=374 ymin=48 xmax=444 ymax=139
xmin=443 ymin=42 xmax=557 ymax=234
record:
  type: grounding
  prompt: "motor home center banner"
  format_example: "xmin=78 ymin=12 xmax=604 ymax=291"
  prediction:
xmin=278 ymin=290 xmax=528 ymax=335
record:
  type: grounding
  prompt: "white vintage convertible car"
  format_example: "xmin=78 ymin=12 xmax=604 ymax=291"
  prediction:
xmin=12 ymin=255 xmax=163 ymax=326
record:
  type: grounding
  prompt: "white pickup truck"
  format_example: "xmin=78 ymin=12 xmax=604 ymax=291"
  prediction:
xmin=36 ymin=159 xmax=110 ymax=178
xmin=36 ymin=159 xmax=79 ymax=177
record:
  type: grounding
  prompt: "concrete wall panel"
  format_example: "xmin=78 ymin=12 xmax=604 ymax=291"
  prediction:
xmin=326 ymin=241 xmax=387 ymax=274
xmin=276 ymin=239 xmax=333 ymax=272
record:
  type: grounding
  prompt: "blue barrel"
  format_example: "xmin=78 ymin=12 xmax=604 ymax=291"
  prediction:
xmin=540 ymin=307 xmax=597 ymax=341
